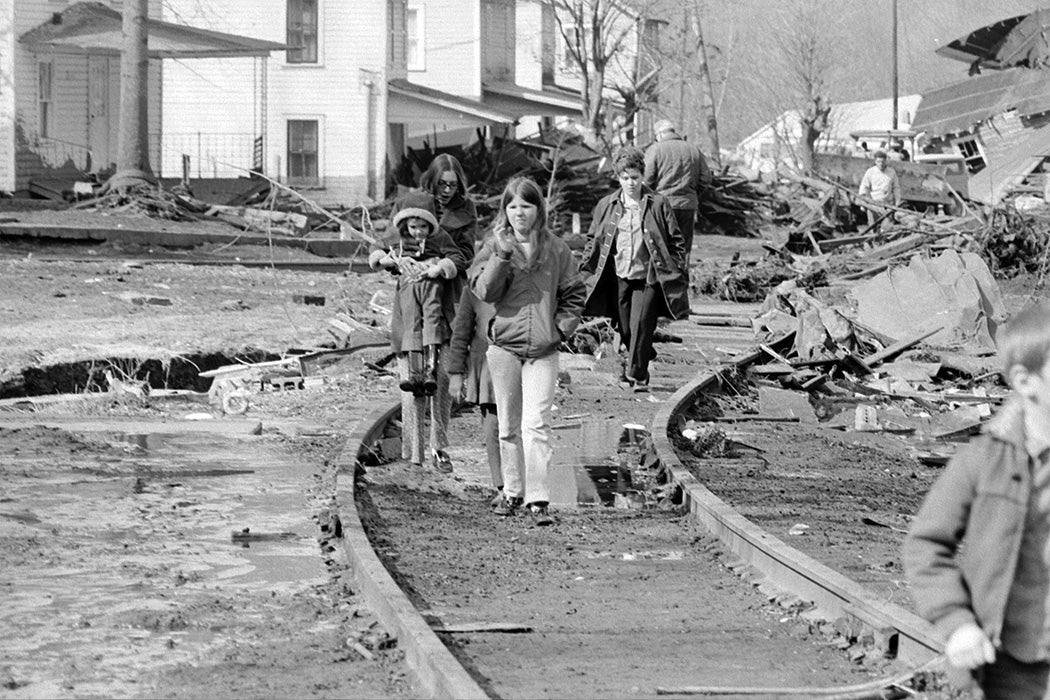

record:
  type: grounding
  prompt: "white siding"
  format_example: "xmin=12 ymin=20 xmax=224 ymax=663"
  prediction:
xmin=0 ymin=2 xmax=15 ymax=191
xmin=12 ymin=0 xmax=162 ymax=189
xmin=409 ymin=0 xmax=478 ymax=97
xmin=515 ymin=1 xmax=543 ymax=90
xmin=163 ymin=0 xmax=388 ymax=205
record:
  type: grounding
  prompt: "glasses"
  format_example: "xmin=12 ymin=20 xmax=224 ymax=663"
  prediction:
xmin=437 ymin=180 xmax=458 ymax=191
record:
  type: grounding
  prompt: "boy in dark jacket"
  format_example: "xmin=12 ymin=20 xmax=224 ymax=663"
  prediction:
xmin=904 ymin=301 xmax=1050 ymax=699
xmin=582 ymin=146 xmax=689 ymax=389
xmin=369 ymin=192 xmax=466 ymax=395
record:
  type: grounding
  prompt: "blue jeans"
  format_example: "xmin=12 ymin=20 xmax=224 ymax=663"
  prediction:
xmin=486 ymin=346 xmax=558 ymax=506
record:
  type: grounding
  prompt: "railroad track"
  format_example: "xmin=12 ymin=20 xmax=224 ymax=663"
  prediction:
xmin=332 ymin=307 xmax=948 ymax=699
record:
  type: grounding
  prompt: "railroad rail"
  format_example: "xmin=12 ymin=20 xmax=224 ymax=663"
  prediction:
xmin=332 ymin=321 xmax=947 ymax=699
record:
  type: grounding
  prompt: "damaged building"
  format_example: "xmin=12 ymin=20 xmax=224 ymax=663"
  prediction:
xmin=912 ymin=7 xmax=1050 ymax=205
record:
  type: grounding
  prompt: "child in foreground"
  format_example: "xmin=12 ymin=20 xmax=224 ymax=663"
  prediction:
xmin=904 ymin=300 xmax=1050 ymax=699
xmin=369 ymin=192 xmax=466 ymax=396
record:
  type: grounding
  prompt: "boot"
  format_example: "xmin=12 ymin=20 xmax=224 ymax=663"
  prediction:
xmin=398 ymin=351 xmax=424 ymax=395
xmin=422 ymin=344 xmax=440 ymax=396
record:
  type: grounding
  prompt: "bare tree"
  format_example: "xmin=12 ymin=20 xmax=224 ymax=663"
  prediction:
xmin=690 ymin=3 xmax=720 ymax=168
xmin=109 ymin=0 xmax=155 ymax=191
xmin=544 ymin=0 xmax=652 ymax=150
xmin=765 ymin=0 xmax=841 ymax=173
xmin=642 ymin=0 xmax=730 ymax=162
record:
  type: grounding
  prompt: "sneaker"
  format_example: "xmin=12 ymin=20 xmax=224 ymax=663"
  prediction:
xmin=431 ymin=449 xmax=453 ymax=474
xmin=489 ymin=491 xmax=505 ymax=510
xmin=528 ymin=503 xmax=553 ymax=527
xmin=493 ymin=496 xmax=522 ymax=517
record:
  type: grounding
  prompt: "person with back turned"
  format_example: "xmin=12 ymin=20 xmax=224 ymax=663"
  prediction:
xmin=643 ymin=119 xmax=710 ymax=263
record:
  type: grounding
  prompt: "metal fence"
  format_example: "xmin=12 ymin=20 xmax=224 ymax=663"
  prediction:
xmin=159 ymin=132 xmax=258 ymax=179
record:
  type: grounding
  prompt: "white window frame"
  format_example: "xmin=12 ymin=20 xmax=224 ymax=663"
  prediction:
xmin=560 ymin=24 xmax=582 ymax=73
xmin=37 ymin=60 xmax=53 ymax=138
xmin=407 ymin=3 xmax=425 ymax=71
xmin=286 ymin=116 xmax=323 ymax=187
xmin=286 ymin=0 xmax=323 ymax=66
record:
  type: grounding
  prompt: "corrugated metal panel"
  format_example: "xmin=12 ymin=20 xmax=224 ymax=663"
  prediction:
xmin=913 ymin=68 xmax=1050 ymax=137
xmin=966 ymin=121 xmax=1050 ymax=204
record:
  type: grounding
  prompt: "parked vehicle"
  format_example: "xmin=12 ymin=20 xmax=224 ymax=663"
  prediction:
xmin=814 ymin=129 xmax=969 ymax=213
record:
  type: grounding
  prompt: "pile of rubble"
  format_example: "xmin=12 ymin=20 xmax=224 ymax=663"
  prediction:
xmin=684 ymin=246 xmax=1011 ymax=466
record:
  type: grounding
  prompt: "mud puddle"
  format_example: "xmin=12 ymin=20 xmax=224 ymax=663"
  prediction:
xmin=0 ymin=423 xmax=327 ymax=696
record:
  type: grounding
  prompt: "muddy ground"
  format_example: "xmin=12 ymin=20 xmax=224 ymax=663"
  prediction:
xmin=0 ymin=205 xmax=1042 ymax=698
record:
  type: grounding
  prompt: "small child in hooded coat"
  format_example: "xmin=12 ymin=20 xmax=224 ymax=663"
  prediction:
xmin=369 ymin=191 xmax=467 ymax=395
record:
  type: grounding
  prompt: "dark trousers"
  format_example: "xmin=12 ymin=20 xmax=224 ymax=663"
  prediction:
xmin=617 ymin=278 xmax=661 ymax=384
xmin=975 ymin=651 xmax=1050 ymax=700
xmin=398 ymin=277 xmax=446 ymax=352
xmin=673 ymin=208 xmax=696 ymax=262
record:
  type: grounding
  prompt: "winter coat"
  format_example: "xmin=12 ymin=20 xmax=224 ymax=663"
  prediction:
xmin=903 ymin=398 xmax=1043 ymax=649
xmin=437 ymin=194 xmax=478 ymax=301
xmin=643 ymin=135 xmax=710 ymax=210
xmin=438 ymin=194 xmax=479 ymax=265
xmin=368 ymin=226 xmax=465 ymax=351
xmin=468 ymin=232 xmax=586 ymax=360
xmin=445 ymin=287 xmax=495 ymax=405
xmin=581 ymin=189 xmax=690 ymax=321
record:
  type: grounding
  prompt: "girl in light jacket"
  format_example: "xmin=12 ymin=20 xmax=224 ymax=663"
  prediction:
xmin=468 ymin=178 xmax=586 ymax=526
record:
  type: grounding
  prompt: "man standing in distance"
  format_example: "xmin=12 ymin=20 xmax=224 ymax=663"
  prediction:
xmin=857 ymin=150 xmax=901 ymax=226
xmin=643 ymin=119 xmax=711 ymax=263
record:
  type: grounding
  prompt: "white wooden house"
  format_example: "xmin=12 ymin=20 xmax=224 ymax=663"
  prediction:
xmin=1 ymin=0 xmax=282 ymax=196
xmin=160 ymin=0 xmax=646 ymax=206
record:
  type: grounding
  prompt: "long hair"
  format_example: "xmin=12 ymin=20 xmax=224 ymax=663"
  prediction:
xmin=420 ymin=153 xmax=470 ymax=199
xmin=491 ymin=177 xmax=550 ymax=265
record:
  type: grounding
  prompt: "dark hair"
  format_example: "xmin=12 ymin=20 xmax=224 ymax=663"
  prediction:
xmin=613 ymin=146 xmax=645 ymax=174
xmin=1001 ymin=301 xmax=1050 ymax=377
xmin=420 ymin=154 xmax=469 ymax=198
xmin=873 ymin=150 xmax=887 ymax=159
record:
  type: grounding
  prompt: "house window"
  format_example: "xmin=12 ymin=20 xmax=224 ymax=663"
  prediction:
xmin=287 ymin=0 xmax=318 ymax=64
xmin=407 ymin=3 xmax=424 ymax=71
xmin=388 ymin=0 xmax=407 ymax=72
xmin=287 ymin=120 xmax=319 ymax=185
xmin=561 ymin=24 xmax=582 ymax=71
xmin=38 ymin=61 xmax=53 ymax=138
xmin=953 ymin=135 xmax=986 ymax=174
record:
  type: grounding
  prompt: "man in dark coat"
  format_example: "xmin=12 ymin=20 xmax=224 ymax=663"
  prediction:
xmin=643 ymin=119 xmax=711 ymax=262
xmin=582 ymin=147 xmax=689 ymax=388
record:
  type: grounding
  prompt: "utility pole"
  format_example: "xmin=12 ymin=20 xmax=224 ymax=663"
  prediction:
xmin=677 ymin=3 xmax=687 ymax=130
xmin=691 ymin=3 xmax=721 ymax=167
xmin=891 ymin=0 xmax=899 ymax=129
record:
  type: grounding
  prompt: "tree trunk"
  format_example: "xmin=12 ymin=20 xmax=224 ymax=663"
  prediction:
xmin=691 ymin=5 xmax=721 ymax=168
xmin=109 ymin=0 xmax=155 ymax=191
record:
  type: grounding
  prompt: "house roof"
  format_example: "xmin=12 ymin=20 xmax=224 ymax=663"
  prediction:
xmin=735 ymin=94 xmax=923 ymax=150
xmin=966 ymin=121 xmax=1050 ymax=205
xmin=20 ymin=2 xmax=286 ymax=59
xmin=481 ymin=81 xmax=581 ymax=118
xmin=936 ymin=10 xmax=1050 ymax=70
xmin=387 ymin=79 xmax=518 ymax=127
xmin=911 ymin=68 xmax=1050 ymax=137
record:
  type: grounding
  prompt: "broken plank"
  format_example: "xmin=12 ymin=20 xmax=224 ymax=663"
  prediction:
xmin=433 ymin=622 xmax=533 ymax=634
xmin=863 ymin=326 xmax=945 ymax=367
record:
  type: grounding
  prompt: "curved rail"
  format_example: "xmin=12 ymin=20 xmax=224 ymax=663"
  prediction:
xmin=333 ymin=348 xmax=946 ymax=698
xmin=333 ymin=401 xmax=488 ymax=700
xmin=651 ymin=348 xmax=944 ymax=665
